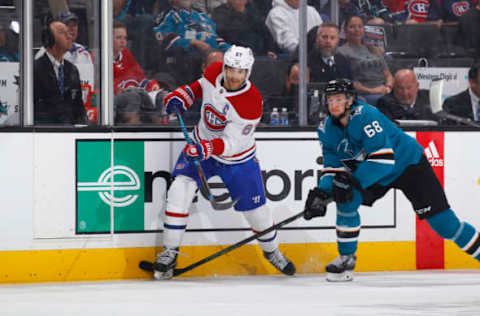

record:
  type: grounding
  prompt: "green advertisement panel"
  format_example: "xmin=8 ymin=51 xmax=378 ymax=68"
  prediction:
xmin=76 ymin=140 xmax=145 ymax=233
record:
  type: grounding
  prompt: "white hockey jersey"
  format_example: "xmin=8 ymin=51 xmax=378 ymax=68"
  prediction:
xmin=191 ymin=62 xmax=263 ymax=165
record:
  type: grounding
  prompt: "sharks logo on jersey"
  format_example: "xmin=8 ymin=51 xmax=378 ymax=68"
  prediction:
xmin=337 ymin=138 xmax=354 ymax=156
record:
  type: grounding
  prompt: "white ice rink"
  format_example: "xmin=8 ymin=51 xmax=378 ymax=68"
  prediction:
xmin=1 ymin=270 xmax=479 ymax=315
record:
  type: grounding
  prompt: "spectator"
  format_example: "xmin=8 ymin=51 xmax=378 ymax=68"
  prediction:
xmin=427 ymin=0 xmax=473 ymax=24
xmin=153 ymin=0 xmax=230 ymax=84
xmin=390 ymin=0 xmax=432 ymax=23
xmin=293 ymin=22 xmax=353 ymax=83
xmin=201 ymin=49 xmax=224 ymax=72
xmin=265 ymin=0 xmax=323 ymax=54
xmin=153 ymin=0 xmax=230 ymax=54
xmin=113 ymin=21 xmax=159 ymax=95
xmin=442 ymin=63 xmax=480 ymax=122
xmin=284 ymin=62 xmax=310 ymax=107
xmin=34 ymin=19 xmax=87 ymax=124
xmin=192 ymin=0 xmax=226 ymax=13
xmin=36 ymin=10 xmax=93 ymax=65
xmin=339 ymin=0 xmax=360 ymax=31
xmin=376 ymin=69 xmax=436 ymax=121
xmin=338 ymin=15 xmax=394 ymax=106
xmin=0 ymin=22 xmax=18 ymax=62
xmin=212 ymin=0 xmax=277 ymax=57
xmin=456 ymin=3 xmax=480 ymax=57
xmin=113 ymin=21 xmax=165 ymax=124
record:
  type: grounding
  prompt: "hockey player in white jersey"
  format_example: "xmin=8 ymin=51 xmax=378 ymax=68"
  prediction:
xmin=154 ymin=45 xmax=295 ymax=280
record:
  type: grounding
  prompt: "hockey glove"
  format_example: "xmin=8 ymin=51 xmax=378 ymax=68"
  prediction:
xmin=164 ymin=85 xmax=195 ymax=115
xmin=332 ymin=172 xmax=355 ymax=204
xmin=184 ymin=140 xmax=214 ymax=161
xmin=304 ymin=187 xmax=330 ymax=220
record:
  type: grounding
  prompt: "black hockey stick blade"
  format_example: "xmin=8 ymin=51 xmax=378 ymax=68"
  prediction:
xmin=195 ymin=161 xmax=239 ymax=210
xmin=139 ymin=260 xmax=154 ymax=272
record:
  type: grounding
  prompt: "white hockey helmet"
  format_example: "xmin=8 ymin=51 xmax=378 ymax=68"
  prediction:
xmin=223 ymin=45 xmax=255 ymax=81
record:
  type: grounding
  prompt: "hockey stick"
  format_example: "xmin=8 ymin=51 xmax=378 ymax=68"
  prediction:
xmin=140 ymin=210 xmax=303 ymax=275
xmin=429 ymin=78 xmax=480 ymax=128
xmin=139 ymin=202 xmax=331 ymax=276
xmin=175 ymin=108 xmax=239 ymax=210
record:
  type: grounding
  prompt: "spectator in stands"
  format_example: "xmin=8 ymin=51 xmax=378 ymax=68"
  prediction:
xmin=338 ymin=15 xmax=394 ymax=106
xmin=212 ymin=0 xmax=277 ymax=58
xmin=442 ymin=64 xmax=480 ymax=122
xmin=376 ymin=69 xmax=436 ymax=121
xmin=456 ymin=2 xmax=480 ymax=57
xmin=265 ymin=0 xmax=323 ymax=54
xmin=113 ymin=21 xmax=159 ymax=95
xmin=390 ymin=0 xmax=433 ymax=23
xmin=192 ymin=0 xmax=226 ymax=13
xmin=0 ymin=22 xmax=18 ymax=62
xmin=153 ymin=0 xmax=230 ymax=84
xmin=273 ymin=62 xmax=310 ymax=114
xmin=293 ymin=22 xmax=353 ymax=83
xmin=34 ymin=19 xmax=87 ymax=124
xmin=201 ymin=49 xmax=224 ymax=72
xmin=113 ymin=21 xmax=164 ymax=124
xmin=427 ymin=0 xmax=473 ymax=24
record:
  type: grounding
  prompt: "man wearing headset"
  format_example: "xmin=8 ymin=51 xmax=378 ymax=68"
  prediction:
xmin=33 ymin=18 xmax=87 ymax=124
xmin=304 ymin=79 xmax=480 ymax=282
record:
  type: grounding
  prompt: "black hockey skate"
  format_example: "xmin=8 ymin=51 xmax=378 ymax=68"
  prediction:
xmin=264 ymin=249 xmax=296 ymax=276
xmin=325 ymin=254 xmax=356 ymax=282
xmin=153 ymin=247 xmax=179 ymax=280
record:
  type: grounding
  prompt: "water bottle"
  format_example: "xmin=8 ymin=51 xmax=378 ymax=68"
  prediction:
xmin=270 ymin=107 xmax=280 ymax=126
xmin=310 ymin=89 xmax=320 ymax=116
xmin=280 ymin=107 xmax=289 ymax=126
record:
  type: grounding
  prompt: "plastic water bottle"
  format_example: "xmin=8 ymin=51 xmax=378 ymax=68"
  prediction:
xmin=280 ymin=107 xmax=289 ymax=126
xmin=270 ymin=107 xmax=280 ymax=126
xmin=310 ymin=89 xmax=320 ymax=115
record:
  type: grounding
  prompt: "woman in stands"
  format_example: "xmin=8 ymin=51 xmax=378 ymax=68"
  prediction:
xmin=338 ymin=15 xmax=394 ymax=106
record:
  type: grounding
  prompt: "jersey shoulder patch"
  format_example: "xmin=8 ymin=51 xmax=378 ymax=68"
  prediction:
xmin=227 ymin=84 xmax=263 ymax=120
xmin=203 ymin=62 xmax=223 ymax=86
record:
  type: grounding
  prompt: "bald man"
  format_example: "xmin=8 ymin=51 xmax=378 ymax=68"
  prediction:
xmin=376 ymin=69 xmax=436 ymax=122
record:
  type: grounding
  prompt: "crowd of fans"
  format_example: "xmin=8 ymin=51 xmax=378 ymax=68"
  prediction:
xmin=0 ymin=0 xmax=479 ymax=126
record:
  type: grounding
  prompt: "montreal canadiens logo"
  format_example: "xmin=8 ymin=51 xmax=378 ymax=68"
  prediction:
xmin=408 ymin=0 xmax=430 ymax=18
xmin=204 ymin=104 xmax=227 ymax=131
xmin=452 ymin=2 xmax=470 ymax=16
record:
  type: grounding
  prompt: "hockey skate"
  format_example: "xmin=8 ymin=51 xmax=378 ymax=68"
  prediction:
xmin=153 ymin=247 xmax=179 ymax=280
xmin=264 ymin=249 xmax=296 ymax=276
xmin=325 ymin=254 xmax=356 ymax=282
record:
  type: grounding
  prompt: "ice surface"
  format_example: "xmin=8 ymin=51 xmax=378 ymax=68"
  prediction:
xmin=1 ymin=270 xmax=479 ymax=315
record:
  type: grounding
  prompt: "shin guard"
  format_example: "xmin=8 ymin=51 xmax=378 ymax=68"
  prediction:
xmin=336 ymin=190 xmax=362 ymax=256
xmin=242 ymin=205 xmax=278 ymax=253
xmin=162 ymin=175 xmax=197 ymax=249
xmin=427 ymin=209 xmax=480 ymax=261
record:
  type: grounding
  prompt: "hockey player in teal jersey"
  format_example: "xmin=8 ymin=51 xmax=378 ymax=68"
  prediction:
xmin=303 ymin=79 xmax=480 ymax=282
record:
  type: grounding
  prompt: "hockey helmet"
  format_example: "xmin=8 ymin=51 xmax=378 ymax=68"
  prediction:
xmin=324 ymin=79 xmax=355 ymax=97
xmin=223 ymin=45 xmax=255 ymax=80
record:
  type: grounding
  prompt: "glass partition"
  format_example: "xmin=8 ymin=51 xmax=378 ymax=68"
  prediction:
xmin=33 ymin=0 xmax=100 ymax=126
xmin=0 ymin=2 xmax=20 ymax=126
xmin=2 ymin=0 xmax=474 ymax=129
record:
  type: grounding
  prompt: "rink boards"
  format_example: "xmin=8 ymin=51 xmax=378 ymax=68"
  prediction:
xmin=0 ymin=131 xmax=479 ymax=283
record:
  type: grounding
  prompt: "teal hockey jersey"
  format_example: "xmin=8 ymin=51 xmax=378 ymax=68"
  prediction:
xmin=317 ymin=100 xmax=424 ymax=193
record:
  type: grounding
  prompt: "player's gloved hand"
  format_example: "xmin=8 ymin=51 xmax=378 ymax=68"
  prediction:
xmin=184 ymin=140 xmax=213 ymax=161
xmin=332 ymin=172 xmax=355 ymax=204
xmin=164 ymin=85 xmax=194 ymax=115
xmin=304 ymin=187 xmax=330 ymax=220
